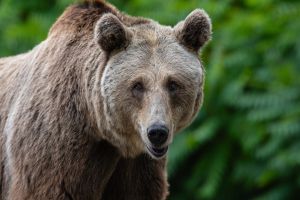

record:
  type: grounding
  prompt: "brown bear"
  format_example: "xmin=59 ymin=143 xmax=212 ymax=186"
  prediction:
xmin=0 ymin=0 xmax=212 ymax=199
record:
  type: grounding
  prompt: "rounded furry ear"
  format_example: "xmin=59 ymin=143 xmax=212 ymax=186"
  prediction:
xmin=174 ymin=9 xmax=212 ymax=52
xmin=95 ymin=13 xmax=132 ymax=52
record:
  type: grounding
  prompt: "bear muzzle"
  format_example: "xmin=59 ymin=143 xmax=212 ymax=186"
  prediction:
xmin=146 ymin=124 xmax=170 ymax=158
xmin=147 ymin=124 xmax=169 ymax=147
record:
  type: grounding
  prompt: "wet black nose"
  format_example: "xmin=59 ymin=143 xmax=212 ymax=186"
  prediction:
xmin=147 ymin=124 xmax=169 ymax=147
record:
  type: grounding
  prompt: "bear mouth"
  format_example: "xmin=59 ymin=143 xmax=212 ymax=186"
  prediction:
xmin=146 ymin=145 xmax=168 ymax=158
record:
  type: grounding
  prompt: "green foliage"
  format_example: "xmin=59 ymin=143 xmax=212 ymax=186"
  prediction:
xmin=0 ymin=0 xmax=71 ymax=56
xmin=0 ymin=0 xmax=299 ymax=199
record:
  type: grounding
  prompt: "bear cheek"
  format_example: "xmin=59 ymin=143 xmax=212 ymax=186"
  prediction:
xmin=175 ymin=107 xmax=192 ymax=132
xmin=192 ymin=90 xmax=204 ymax=118
xmin=174 ymin=93 xmax=199 ymax=131
xmin=118 ymin=90 xmax=142 ymax=133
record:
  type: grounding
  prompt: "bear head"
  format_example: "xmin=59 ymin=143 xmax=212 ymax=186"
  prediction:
xmin=94 ymin=9 xmax=212 ymax=159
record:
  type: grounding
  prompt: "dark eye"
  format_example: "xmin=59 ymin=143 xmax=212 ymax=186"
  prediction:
xmin=167 ymin=81 xmax=179 ymax=93
xmin=132 ymin=82 xmax=145 ymax=97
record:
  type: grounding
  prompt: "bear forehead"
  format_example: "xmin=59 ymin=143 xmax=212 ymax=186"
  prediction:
xmin=130 ymin=23 xmax=174 ymax=46
xmin=111 ymin=26 xmax=201 ymax=72
xmin=106 ymin=41 xmax=202 ymax=83
xmin=103 ymin=22 xmax=203 ymax=83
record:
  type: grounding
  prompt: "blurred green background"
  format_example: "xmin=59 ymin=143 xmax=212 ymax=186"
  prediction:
xmin=0 ymin=0 xmax=300 ymax=199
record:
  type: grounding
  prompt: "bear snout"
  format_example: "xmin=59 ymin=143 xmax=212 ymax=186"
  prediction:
xmin=147 ymin=124 xmax=169 ymax=147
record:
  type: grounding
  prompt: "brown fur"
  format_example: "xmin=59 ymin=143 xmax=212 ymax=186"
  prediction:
xmin=0 ymin=0 xmax=211 ymax=199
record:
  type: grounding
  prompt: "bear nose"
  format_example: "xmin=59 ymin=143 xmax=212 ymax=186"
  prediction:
xmin=147 ymin=124 xmax=169 ymax=147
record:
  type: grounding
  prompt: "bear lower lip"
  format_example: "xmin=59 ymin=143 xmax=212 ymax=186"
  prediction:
xmin=147 ymin=146 xmax=168 ymax=158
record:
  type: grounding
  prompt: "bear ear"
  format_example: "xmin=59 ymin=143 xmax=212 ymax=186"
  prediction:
xmin=94 ymin=13 xmax=132 ymax=52
xmin=174 ymin=9 xmax=212 ymax=52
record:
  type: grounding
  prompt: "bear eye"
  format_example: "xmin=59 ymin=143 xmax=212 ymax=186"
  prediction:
xmin=132 ymin=82 xmax=145 ymax=97
xmin=167 ymin=81 xmax=180 ymax=94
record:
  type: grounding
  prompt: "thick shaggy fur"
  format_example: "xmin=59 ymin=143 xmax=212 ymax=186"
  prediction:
xmin=0 ymin=0 xmax=211 ymax=199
